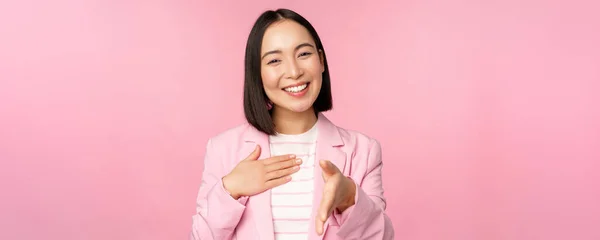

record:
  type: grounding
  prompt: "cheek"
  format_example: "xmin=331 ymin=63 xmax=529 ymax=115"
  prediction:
xmin=311 ymin=81 xmax=322 ymax=96
xmin=261 ymin=69 xmax=280 ymax=90
xmin=305 ymin=61 xmax=323 ymax=88
xmin=304 ymin=59 xmax=324 ymax=81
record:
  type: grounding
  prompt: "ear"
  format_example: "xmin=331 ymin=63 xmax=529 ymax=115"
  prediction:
xmin=319 ymin=49 xmax=325 ymax=73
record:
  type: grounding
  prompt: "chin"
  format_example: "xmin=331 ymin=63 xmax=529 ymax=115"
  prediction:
xmin=289 ymin=107 xmax=311 ymax=113
xmin=287 ymin=103 xmax=315 ymax=113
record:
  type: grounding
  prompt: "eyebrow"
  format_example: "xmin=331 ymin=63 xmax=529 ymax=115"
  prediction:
xmin=261 ymin=43 xmax=316 ymax=60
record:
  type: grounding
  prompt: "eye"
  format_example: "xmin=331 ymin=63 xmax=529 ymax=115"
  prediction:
xmin=267 ymin=59 xmax=281 ymax=65
xmin=298 ymin=52 xmax=312 ymax=57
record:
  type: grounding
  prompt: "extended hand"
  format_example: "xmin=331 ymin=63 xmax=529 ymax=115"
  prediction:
xmin=315 ymin=160 xmax=356 ymax=235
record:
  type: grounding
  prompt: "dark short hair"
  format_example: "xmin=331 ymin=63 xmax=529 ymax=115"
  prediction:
xmin=243 ymin=8 xmax=333 ymax=135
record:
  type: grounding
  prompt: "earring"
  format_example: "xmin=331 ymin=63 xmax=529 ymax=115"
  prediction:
xmin=266 ymin=101 xmax=273 ymax=110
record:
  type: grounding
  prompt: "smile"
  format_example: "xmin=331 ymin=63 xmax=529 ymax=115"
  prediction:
xmin=283 ymin=83 xmax=309 ymax=93
xmin=282 ymin=82 xmax=310 ymax=97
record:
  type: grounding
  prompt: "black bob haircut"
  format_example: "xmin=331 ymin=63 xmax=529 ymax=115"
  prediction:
xmin=243 ymin=8 xmax=333 ymax=135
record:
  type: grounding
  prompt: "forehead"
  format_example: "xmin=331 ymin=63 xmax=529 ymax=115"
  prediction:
xmin=261 ymin=20 xmax=315 ymax=53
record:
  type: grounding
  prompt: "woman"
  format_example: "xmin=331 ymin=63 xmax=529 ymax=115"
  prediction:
xmin=190 ymin=8 xmax=394 ymax=240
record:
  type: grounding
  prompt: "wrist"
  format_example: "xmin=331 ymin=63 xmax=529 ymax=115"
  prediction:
xmin=222 ymin=175 xmax=240 ymax=200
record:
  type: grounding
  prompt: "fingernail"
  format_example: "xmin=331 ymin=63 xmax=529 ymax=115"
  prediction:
xmin=296 ymin=159 xmax=302 ymax=164
xmin=294 ymin=166 xmax=300 ymax=170
xmin=290 ymin=154 xmax=296 ymax=158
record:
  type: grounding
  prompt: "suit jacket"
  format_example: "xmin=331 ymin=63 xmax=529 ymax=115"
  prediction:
xmin=190 ymin=113 xmax=394 ymax=239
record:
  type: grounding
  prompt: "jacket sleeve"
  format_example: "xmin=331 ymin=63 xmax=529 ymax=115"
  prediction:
xmin=190 ymin=139 xmax=248 ymax=240
xmin=332 ymin=139 xmax=395 ymax=239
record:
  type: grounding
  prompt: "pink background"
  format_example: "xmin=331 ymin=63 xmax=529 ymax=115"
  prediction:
xmin=1 ymin=0 xmax=599 ymax=239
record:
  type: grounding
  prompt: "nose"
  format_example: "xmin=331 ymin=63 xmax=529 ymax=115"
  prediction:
xmin=285 ymin=59 xmax=303 ymax=80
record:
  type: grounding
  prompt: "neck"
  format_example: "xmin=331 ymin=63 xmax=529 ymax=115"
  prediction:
xmin=271 ymin=107 xmax=318 ymax=135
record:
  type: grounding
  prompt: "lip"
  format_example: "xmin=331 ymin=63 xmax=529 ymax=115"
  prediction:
xmin=282 ymin=82 xmax=310 ymax=97
xmin=281 ymin=82 xmax=310 ymax=90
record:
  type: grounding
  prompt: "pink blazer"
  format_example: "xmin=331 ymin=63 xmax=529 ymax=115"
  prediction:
xmin=190 ymin=114 xmax=394 ymax=239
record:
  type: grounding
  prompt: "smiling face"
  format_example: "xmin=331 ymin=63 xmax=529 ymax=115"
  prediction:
xmin=260 ymin=19 xmax=324 ymax=114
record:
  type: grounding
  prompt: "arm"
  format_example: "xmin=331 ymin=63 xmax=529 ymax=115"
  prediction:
xmin=190 ymin=139 xmax=248 ymax=240
xmin=332 ymin=139 xmax=395 ymax=239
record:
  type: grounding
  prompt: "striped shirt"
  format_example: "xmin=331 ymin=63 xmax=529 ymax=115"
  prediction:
xmin=269 ymin=124 xmax=317 ymax=240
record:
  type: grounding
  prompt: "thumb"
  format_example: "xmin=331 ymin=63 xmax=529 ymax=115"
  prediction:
xmin=243 ymin=144 xmax=261 ymax=161
xmin=320 ymin=160 xmax=337 ymax=176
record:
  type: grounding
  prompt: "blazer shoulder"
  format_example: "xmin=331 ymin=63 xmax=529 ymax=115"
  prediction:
xmin=207 ymin=122 xmax=253 ymax=146
xmin=335 ymin=125 xmax=381 ymax=147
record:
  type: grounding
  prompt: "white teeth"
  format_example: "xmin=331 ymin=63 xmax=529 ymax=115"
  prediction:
xmin=284 ymin=83 xmax=308 ymax=93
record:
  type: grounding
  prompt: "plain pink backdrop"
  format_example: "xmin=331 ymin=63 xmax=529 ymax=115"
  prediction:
xmin=1 ymin=0 xmax=599 ymax=239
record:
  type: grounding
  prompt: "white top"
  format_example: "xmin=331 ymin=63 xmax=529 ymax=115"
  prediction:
xmin=269 ymin=123 xmax=318 ymax=240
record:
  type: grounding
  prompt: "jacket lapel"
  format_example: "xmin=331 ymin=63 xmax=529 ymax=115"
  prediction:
xmin=243 ymin=126 xmax=275 ymax=240
xmin=308 ymin=113 xmax=346 ymax=240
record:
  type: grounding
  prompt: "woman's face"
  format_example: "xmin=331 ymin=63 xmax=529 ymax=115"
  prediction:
xmin=260 ymin=20 xmax=324 ymax=113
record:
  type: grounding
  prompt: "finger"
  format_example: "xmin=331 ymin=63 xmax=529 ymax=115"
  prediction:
xmin=265 ymin=158 xmax=302 ymax=172
xmin=315 ymin=189 xmax=335 ymax=236
xmin=317 ymin=186 xmax=336 ymax=224
xmin=265 ymin=165 xmax=300 ymax=181
xmin=243 ymin=145 xmax=261 ymax=161
xmin=320 ymin=160 xmax=338 ymax=177
xmin=316 ymin=218 xmax=324 ymax=235
xmin=262 ymin=154 xmax=296 ymax=165
xmin=264 ymin=175 xmax=292 ymax=189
